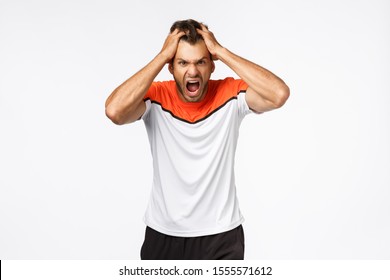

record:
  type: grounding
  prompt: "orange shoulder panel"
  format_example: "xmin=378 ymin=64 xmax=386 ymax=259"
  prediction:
xmin=144 ymin=78 xmax=248 ymax=123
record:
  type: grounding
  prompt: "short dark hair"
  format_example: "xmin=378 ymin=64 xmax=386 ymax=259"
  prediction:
xmin=169 ymin=19 xmax=208 ymax=44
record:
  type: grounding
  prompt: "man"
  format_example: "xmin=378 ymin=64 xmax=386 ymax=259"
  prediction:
xmin=105 ymin=19 xmax=289 ymax=260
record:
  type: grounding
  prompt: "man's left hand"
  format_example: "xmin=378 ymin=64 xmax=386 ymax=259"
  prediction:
xmin=197 ymin=24 xmax=223 ymax=61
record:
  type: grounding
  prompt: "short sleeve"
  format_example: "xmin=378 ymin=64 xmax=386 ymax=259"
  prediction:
xmin=141 ymin=81 xmax=163 ymax=122
xmin=237 ymin=91 xmax=253 ymax=118
xmin=141 ymin=99 xmax=152 ymax=121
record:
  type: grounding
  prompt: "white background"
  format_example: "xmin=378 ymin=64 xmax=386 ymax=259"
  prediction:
xmin=1 ymin=0 xmax=389 ymax=259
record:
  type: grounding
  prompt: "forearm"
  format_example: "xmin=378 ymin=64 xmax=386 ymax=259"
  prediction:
xmin=217 ymin=47 xmax=289 ymax=107
xmin=105 ymin=53 xmax=167 ymax=124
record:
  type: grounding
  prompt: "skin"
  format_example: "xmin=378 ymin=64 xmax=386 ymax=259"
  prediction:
xmin=105 ymin=25 xmax=289 ymax=125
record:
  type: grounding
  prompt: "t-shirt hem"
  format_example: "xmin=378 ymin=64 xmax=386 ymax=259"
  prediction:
xmin=143 ymin=217 xmax=245 ymax=238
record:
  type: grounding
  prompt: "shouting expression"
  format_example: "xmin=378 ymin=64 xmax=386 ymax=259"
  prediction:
xmin=169 ymin=40 xmax=215 ymax=103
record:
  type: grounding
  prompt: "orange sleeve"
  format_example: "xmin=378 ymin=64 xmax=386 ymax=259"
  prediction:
xmin=143 ymin=81 xmax=159 ymax=101
xmin=225 ymin=77 xmax=248 ymax=95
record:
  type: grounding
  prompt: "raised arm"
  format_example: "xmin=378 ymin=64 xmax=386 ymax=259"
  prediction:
xmin=197 ymin=25 xmax=290 ymax=113
xmin=105 ymin=29 xmax=185 ymax=125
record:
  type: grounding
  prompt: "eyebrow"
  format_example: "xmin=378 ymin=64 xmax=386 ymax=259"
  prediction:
xmin=176 ymin=57 xmax=209 ymax=63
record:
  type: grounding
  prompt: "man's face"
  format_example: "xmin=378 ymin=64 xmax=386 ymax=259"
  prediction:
xmin=169 ymin=40 xmax=215 ymax=103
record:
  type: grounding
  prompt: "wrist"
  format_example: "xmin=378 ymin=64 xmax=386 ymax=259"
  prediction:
xmin=156 ymin=51 xmax=172 ymax=65
xmin=214 ymin=46 xmax=229 ymax=61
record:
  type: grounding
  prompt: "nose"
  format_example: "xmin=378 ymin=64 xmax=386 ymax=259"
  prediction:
xmin=187 ymin=63 xmax=199 ymax=77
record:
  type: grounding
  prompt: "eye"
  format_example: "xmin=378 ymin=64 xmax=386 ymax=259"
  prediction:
xmin=197 ymin=60 xmax=206 ymax=65
xmin=178 ymin=60 xmax=187 ymax=66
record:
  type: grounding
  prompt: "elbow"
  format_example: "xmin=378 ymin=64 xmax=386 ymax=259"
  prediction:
xmin=105 ymin=106 xmax=126 ymax=125
xmin=273 ymin=84 xmax=290 ymax=109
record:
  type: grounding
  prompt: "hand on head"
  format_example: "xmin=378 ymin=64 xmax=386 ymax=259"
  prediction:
xmin=162 ymin=20 xmax=222 ymax=63
xmin=160 ymin=29 xmax=186 ymax=63
xmin=196 ymin=24 xmax=222 ymax=61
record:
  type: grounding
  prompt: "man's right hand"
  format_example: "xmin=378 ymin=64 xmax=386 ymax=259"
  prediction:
xmin=159 ymin=29 xmax=185 ymax=64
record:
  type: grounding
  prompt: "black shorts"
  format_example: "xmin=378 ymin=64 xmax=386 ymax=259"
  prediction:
xmin=140 ymin=225 xmax=245 ymax=260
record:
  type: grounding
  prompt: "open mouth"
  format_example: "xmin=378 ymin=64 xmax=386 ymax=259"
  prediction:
xmin=186 ymin=81 xmax=200 ymax=96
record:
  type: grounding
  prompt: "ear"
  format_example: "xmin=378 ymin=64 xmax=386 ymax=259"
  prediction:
xmin=168 ymin=61 xmax=174 ymax=74
xmin=211 ymin=60 xmax=215 ymax=73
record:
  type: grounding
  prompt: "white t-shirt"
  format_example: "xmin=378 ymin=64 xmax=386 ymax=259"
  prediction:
xmin=141 ymin=78 xmax=253 ymax=237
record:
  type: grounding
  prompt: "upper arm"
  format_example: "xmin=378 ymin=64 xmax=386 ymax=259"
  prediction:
xmin=105 ymin=99 xmax=146 ymax=125
xmin=127 ymin=101 xmax=147 ymax=124
xmin=245 ymin=86 xmax=289 ymax=114
xmin=245 ymin=87 xmax=277 ymax=113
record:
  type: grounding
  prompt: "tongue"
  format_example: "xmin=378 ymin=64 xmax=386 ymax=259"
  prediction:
xmin=187 ymin=82 xmax=200 ymax=92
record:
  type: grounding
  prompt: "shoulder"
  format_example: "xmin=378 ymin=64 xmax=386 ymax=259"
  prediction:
xmin=144 ymin=80 xmax=176 ymax=102
xmin=208 ymin=78 xmax=248 ymax=104
xmin=210 ymin=78 xmax=248 ymax=95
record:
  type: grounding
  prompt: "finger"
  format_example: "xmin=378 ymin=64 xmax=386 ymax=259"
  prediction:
xmin=196 ymin=28 xmax=206 ymax=35
xmin=172 ymin=29 xmax=185 ymax=37
xmin=170 ymin=28 xmax=184 ymax=36
xmin=199 ymin=23 xmax=209 ymax=31
xmin=172 ymin=28 xmax=182 ymax=33
xmin=197 ymin=26 xmax=211 ymax=37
